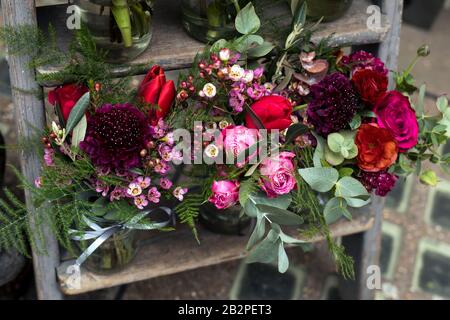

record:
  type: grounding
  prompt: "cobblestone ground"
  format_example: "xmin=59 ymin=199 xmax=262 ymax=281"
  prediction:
xmin=0 ymin=3 xmax=449 ymax=300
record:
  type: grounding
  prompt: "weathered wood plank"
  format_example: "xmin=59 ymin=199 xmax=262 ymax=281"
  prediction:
xmin=1 ymin=0 xmax=63 ymax=300
xmin=36 ymin=0 xmax=390 ymax=87
xmin=57 ymin=207 xmax=374 ymax=295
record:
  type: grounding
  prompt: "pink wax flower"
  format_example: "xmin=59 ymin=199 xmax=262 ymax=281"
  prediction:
xmin=158 ymin=144 xmax=173 ymax=162
xmin=110 ymin=187 xmax=125 ymax=201
xmin=43 ymin=148 xmax=55 ymax=167
xmin=154 ymin=160 xmax=170 ymax=175
xmin=259 ymin=152 xmax=297 ymax=198
xmin=173 ymin=187 xmax=188 ymax=201
xmin=220 ymin=125 xmax=261 ymax=168
xmin=208 ymin=180 xmax=239 ymax=210
xmin=147 ymin=187 xmax=161 ymax=203
xmin=160 ymin=178 xmax=173 ymax=190
xmin=136 ymin=176 xmax=151 ymax=189
xmin=134 ymin=195 xmax=149 ymax=210
xmin=127 ymin=182 xmax=142 ymax=197
xmin=34 ymin=177 xmax=42 ymax=188
xmin=95 ymin=180 xmax=109 ymax=197
xmin=374 ymin=91 xmax=419 ymax=152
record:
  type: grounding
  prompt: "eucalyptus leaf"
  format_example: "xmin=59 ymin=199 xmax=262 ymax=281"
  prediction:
xmin=65 ymin=92 xmax=90 ymax=135
xmin=210 ymin=39 xmax=228 ymax=52
xmin=345 ymin=197 xmax=371 ymax=208
xmin=328 ymin=133 xmax=345 ymax=153
xmin=235 ymin=3 xmax=260 ymax=35
xmin=350 ymin=114 xmax=362 ymax=130
xmin=324 ymin=197 xmax=347 ymax=224
xmin=278 ymin=242 xmax=289 ymax=273
xmin=246 ymin=215 xmax=266 ymax=250
xmin=250 ymin=193 xmax=292 ymax=210
xmin=298 ymin=167 xmax=339 ymax=192
xmin=256 ymin=204 xmax=304 ymax=226
xmin=246 ymin=231 xmax=279 ymax=264
xmin=312 ymin=132 xmax=325 ymax=167
xmin=335 ymin=176 xmax=369 ymax=198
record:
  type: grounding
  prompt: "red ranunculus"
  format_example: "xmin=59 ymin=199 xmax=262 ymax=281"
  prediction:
xmin=352 ymin=69 xmax=388 ymax=105
xmin=48 ymin=84 xmax=89 ymax=123
xmin=356 ymin=124 xmax=398 ymax=172
xmin=138 ymin=65 xmax=176 ymax=125
xmin=245 ymin=95 xmax=293 ymax=130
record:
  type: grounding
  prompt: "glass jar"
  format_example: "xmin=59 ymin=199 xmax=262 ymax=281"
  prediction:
xmin=300 ymin=0 xmax=353 ymax=22
xmin=81 ymin=228 xmax=138 ymax=274
xmin=199 ymin=203 xmax=251 ymax=235
xmin=73 ymin=0 xmax=154 ymax=63
xmin=181 ymin=0 xmax=250 ymax=43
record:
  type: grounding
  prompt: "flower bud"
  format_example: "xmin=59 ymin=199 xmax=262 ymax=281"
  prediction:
xmin=420 ymin=169 xmax=438 ymax=186
xmin=417 ymin=45 xmax=430 ymax=57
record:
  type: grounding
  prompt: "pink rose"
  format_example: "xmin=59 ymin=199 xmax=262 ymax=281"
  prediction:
xmin=259 ymin=152 xmax=297 ymax=198
xmin=221 ymin=125 xmax=261 ymax=168
xmin=208 ymin=180 xmax=240 ymax=210
xmin=374 ymin=91 xmax=419 ymax=152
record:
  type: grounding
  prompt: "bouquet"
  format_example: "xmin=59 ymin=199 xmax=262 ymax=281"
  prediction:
xmin=0 ymin=63 xmax=189 ymax=270
xmin=168 ymin=3 xmax=450 ymax=277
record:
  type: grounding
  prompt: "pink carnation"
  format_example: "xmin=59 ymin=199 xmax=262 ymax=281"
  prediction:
xmin=208 ymin=180 xmax=240 ymax=210
xmin=259 ymin=152 xmax=297 ymax=197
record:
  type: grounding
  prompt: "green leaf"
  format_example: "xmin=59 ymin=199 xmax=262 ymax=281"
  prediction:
xmin=292 ymin=0 xmax=307 ymax=28
xmin=246 ymin=215 xmax=266 ymax=250
xmin=312 ymin=133 xmax=325 ymax=167
xmin=278 ymin=242 xmax=289 ymax=273
xmin=324 ymin=197 xmax=347 ymax=224
xmin=419 ymin=169 xmax=438 ymax=186
xmin=325 ymin=147 xmax=344 ymax=166
xmin=298 ymin=167 xmax=339 ymax=192
xmin=350 ymin=114 xmax=362 ymax=130
xmin=71 ymin=114 xmax=87 ymax=148
xmin=345 ymin=197 xmax=371 ymax=208
xmin=285 ymin=123 xmax=310 ymax=144
xmin=256 ymin=204 xmax=304 ymax=226
xmin=339 ymin=168 xmax=354 ymax=177
xmin=235 ymin=3 xmax=260 ymax=35
xmin=438 ymin=109 xmax=450 ymax=137
xmin=210 ymin=39 xmax=228 ymax=52
xmin=248 ymin=41 xmax=275 ymax=58
xmin=328 ymin=133 xmax=345 ymax=153
xmin=437 ymin=95 xmax=448 ymax=113
xmin=234 ymin=34 xmax=264 ymax=52
xmin=250 ymin=193 xmax=292 ymax=210
xmin=415 ymin=84 xmax=426 ymax=116
xmin=335 ymin=177 xmax=369 ymax=198
xmin=246 ymin=230 xmax=279 ymax=264
xmin=65 ymin=92 xmax=90 ymax=135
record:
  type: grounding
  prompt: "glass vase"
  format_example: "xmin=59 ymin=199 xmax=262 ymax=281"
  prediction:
xmin=199 ymin=203 xmax=251 ymax=235
xmin=73 ymin=0 xmax=154 ymax=63
xmin=299 ymin=0 xmax=353 ymax=22
xmin=81 ymin=228 xmax=139 ymax=274
xmin=181 ymin=0 xmax=250 ymax=43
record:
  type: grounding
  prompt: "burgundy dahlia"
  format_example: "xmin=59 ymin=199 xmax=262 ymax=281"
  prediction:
xmin=306 ymin=72 xmax=360 ymax=136
xmin=360 ymin=171 xmax=398 ymax=197
xmin=341 ymin=51 xmax=388 ymax=76
xmin=80 ymin=103 xmax=150 ymax=170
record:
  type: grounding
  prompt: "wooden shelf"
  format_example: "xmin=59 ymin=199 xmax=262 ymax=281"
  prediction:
xmin=36 ymin=0 xmax=390 ymax=87
xmin=57 ymin=196 xmax=383 ymax=295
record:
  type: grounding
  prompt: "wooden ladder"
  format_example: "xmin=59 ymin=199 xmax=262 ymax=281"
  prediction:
xmin=1 ymin=0 xmax=404 ymax=300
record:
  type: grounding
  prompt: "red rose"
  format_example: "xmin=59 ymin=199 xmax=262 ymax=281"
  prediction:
xmin=352 ymin=69 xmax=388 ymax=105
xmin=138 ymin=65 xmax=176 ymax=125
xmin=48 ymin=84 xmax=89 ymax=123
xmin=356 ymin=124 xmax=398 ymax=172
xmin=245 ymin=95 xmax=293 ymax=130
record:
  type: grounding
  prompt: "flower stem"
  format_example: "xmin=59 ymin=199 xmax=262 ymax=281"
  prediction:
xmin=111 ymin=0 xmax=133 ymax=47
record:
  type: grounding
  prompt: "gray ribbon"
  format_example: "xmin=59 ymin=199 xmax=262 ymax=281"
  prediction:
xmin=69 ymin=207 xmax=174 ymax=266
